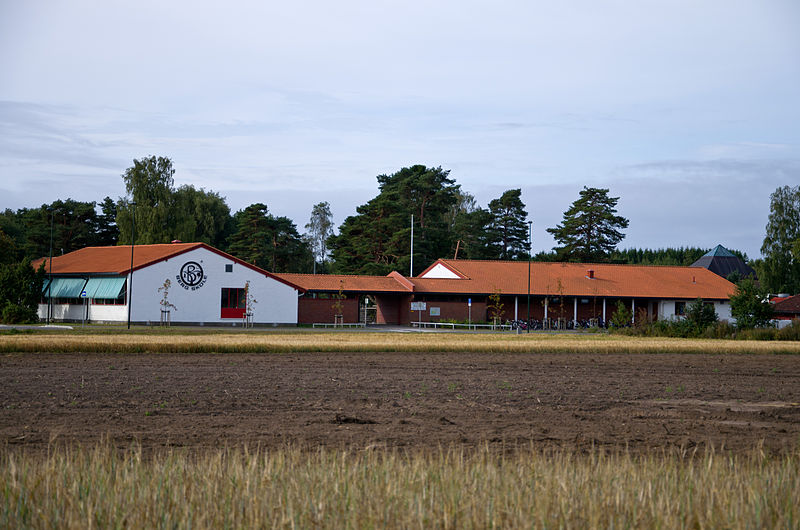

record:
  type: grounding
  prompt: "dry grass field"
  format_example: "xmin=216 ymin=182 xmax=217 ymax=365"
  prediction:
xmin=2 ymin=329 xmax=799 ymax=527
xmin=3 ymin=444 xmax=798 ymax=529
xmin=3 ymin=328 xmax=800 ymax=354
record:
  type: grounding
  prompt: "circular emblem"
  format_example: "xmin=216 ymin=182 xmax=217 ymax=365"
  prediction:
xmin=179 ymin=262 xmax=205 ymax=287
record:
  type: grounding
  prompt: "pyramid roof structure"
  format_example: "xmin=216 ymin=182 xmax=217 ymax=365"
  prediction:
xmin=690 ymin=245 xmax=756 ymax=279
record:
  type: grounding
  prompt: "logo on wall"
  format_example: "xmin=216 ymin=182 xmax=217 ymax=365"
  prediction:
xmin=176 ymin=261 xmax=207 ymax=291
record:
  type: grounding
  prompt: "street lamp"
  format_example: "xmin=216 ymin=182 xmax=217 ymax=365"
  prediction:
xmin=47 ymin=207 xmax=54 ymax=324
xmin=527 ymin=220 xmax=532 ymax=333
xmin=127 ymin=202 xmax=137 ymax=330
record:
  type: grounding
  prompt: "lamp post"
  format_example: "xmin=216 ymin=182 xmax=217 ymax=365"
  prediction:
xmin=127 ymin=202 xmax=137 ymax=330
xmin=47 ymin=207 xmax=54 ymax=324
xmin=527 ymin=220 xmax=532 ymax=333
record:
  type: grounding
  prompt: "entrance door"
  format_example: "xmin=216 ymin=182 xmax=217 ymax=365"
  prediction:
xmin=359 ymin=295 xmax=377 ymax=324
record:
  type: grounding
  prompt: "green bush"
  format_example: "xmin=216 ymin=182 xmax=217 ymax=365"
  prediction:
xmin=776 ymin=319 xmax=800 ymax=341
xmin=737 ymin=327 xmax=777 ymax=341
xmin=609 ymin=300 xmax=632 ymax=328
xmin=701 ymin=320 xmax=737 ymax=339
xmin=1 ymin=302 xmax=38 ymax=324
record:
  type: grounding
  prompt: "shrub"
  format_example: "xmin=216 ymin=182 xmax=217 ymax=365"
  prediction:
xmin=701 ymin=320 xmax=736 ymax=339
xmin=685 ymin=298 xmax=718 ymax=332
xmin=1 ymin=302 xmax=38 ymax=324
xmin=609 ymin=300 xmax=632 ymax=328
xmin=776 ymin=319 xmax=800 ymax=341
xmin=737 ymin=327 xmax=777 ymax=341
xmin=730 ymin=279 xmax=773 ymax=329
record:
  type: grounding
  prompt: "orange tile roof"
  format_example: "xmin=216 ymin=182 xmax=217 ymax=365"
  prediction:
xmin=414 ymin=259 xmax=735 ymax=300
xmin=31 ymin=243 xmax=304 ymax=291
xmin=32 ymin=243 xmax=204 ymax=274
xmin=273 ymin=273 xmax=413 ymax=293
xmin=277 ymin=259 xmax=735 ymax=300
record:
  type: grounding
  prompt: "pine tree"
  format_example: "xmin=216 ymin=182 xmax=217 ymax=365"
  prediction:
xmin=228 ymin=204 xmax=312 ymax=273
xmin=329 ymin=165 xmax=460 ymax=275
xmin=486 ymin=189 xmax=529 ymax=260
xmin=547 ymin=187 xmax=629 ymax=262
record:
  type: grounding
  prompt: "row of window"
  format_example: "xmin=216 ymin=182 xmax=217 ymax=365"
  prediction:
xmin=44 ymin=295 xmax=126 ymax=305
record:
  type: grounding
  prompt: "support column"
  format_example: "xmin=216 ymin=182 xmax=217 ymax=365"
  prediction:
xmin=514 ymin=296 xmax=518 ymax=321
xmin=632 ymin=299 xmax=635 ymax=324
xmin=544 ymin=298 xmax=549 ymax=321
xmin=602 ymin=298 xmax=606 ymax=324
xmin=573 ymin=298 xmax=578 ymax=324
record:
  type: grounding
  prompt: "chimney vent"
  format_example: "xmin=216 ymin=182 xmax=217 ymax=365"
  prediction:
xmin=587 ymin=269 xmax=595 ymax=279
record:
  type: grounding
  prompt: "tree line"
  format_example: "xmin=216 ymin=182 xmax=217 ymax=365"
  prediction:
xmin=1 ymin=157 xmax=799 ymax=323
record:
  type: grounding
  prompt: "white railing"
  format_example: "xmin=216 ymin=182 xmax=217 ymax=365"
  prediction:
xmin=411 ymin=322 xmax=513 ymax=331
xmin=312 ymin=322 xmax=367 ymax=328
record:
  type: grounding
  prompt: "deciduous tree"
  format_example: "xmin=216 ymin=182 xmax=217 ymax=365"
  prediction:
xmin=730 ymin=278 xmax=774 ymax=329
xmin=305 ymin=201 xmax=334 ymax=273
xmin=760 ymin=185 xmax=800 ymax=294
xmin=171 ymin=185 xmax=233 ymax=248
xmin=0 ymin=260 xmax=45 ymax=323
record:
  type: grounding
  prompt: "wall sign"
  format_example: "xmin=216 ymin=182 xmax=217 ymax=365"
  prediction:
xmin=176 ymin=261 xmax=207 ymax=291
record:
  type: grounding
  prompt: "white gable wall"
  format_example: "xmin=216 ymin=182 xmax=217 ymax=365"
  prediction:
xmin=419 ymin=263 xmax=462 ymax=279
xmin=129 ymin=247 xmax=298 ymax=325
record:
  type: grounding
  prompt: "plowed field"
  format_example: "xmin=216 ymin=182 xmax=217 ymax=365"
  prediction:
xmin=2 ymin=352 xmax=799 ymax=453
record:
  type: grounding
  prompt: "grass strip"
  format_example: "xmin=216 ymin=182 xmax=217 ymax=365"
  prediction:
xmin=2 ymin=331 xmax=800 ymax=354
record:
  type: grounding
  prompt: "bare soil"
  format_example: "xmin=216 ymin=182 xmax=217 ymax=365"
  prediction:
xmin=2 ymin=352 xmax=799 ymax=453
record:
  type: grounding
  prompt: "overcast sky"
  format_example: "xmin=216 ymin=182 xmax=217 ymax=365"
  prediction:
xmin=1 ymin=1 xmax=798 ymax=259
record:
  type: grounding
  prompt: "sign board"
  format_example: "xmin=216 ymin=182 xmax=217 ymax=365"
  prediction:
xmin=411 ymin=302 xmax=426 ymax=311
xmin=80 ymin=290 xmax=88 ymax=298
xmin=468 ymin=298 xmax=472 ymax=307
xmin=430 ymin=307 xmax=440 ymax=316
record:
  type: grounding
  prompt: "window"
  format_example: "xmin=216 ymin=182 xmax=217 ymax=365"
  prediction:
xmin=675 ymin=302 xmax=686 ymax=316
xmin=221 ymin=288 xmax=246 ymax=318
xmin=92 ymin=291 xmax=126 ymax=305
xmin=225 ymin=264 xmax=233 ymax=273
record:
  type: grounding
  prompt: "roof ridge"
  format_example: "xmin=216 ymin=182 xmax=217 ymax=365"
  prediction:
xmin=276 ymin=272 xmax=395 ymax=279
xmin=445 ymin=259 xmax=720 ymax=270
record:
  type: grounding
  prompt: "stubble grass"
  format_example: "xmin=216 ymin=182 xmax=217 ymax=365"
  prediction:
xmin=1 ymin=329 xmax=800 ymax=354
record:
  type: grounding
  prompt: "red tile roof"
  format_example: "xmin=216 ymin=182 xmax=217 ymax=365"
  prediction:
xmin=416 ymin=259 xmax=735 ymax=300
xmin=273 ymin=273 xmax=413 ymax=293
xmin=773 ymin=294 xmax=800 ymax=315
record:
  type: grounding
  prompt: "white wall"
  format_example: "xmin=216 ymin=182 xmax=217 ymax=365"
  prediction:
xmin=129 ymin=247 xmax=298 ymax=325
xmin=658 ymin=300 xmax=732 ymax=322
xmin=38 ymin=303 xmax=84 ymax=322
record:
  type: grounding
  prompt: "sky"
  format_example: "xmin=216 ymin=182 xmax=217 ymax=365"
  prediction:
xmin=1 ymin=0 xmax=798 ymax=260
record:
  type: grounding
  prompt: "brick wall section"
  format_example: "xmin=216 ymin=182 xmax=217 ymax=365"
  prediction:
xmin=374 ymin=294 xmax=411 ymax=325
xmin=411 ymin=300 xmax=489 ymax=323
xmin=297 ymin=297 xmax=359 ymax=324
xmin=298 ymin=293 xmax=650 ymax=325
